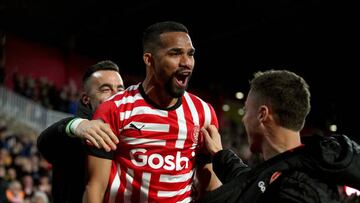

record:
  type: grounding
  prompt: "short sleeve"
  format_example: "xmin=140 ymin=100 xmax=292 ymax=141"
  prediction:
xmin=208 ymin=103 xmax=219 ymax=129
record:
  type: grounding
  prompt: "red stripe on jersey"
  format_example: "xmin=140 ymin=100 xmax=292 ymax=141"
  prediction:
xmin=93 ymin=84 xmax=218 ymax=203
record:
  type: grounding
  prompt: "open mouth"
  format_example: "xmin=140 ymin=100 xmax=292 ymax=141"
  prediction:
xmin=175 ymin=71 xmax=191 ymax=87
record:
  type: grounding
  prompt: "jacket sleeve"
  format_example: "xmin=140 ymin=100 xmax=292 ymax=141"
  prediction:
xmin=302 ymin=134 xmax=360 ymax=190
xmin=328 ymin=134 xmax=360 ymax=189
xmin=36 ymin=117 xmax=75 ymax=164
xmin=212 ymin=149 xmax=251 ymax=184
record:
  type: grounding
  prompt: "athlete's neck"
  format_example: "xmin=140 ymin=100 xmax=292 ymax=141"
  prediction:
xmin=262 ymin=126 xmax=301 ymax=161
xmin=141 ymin=82 xmax=179 ymax=109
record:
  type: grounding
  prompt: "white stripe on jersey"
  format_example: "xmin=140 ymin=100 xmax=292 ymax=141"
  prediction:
xmin=123 ymin=122 xmax=170 ymax=132
xmin=120 ymin=106 xmax=168 ymax=121
xmin=159 ymin=169 xmax=194 ymax=183
xmin=124 ymin=169 xmax=134 ymax=203
xmin=115 ymin=93 xmax=142 ymax=108
xmin=177 ymin=197 xmax=192 ymax=203
xmin=106 ymin=89 xmax=126 ymax=102
xmin=127 ymin=83 xmax=140 ymax=91
xmin=140 ymin=172 xmax=151 ymax=203
xmin=184 ymin=93 xmax=201 ymax=149
xmin=175 ymin=105 xmax=187 ymax=149
xmin=157 ymin=184 xmax=192 ymax=197
xmin=122 ymin=135 xmax=166 ymax=146
xmin=200 ymin=99 xmax=211 ymax=126
xmin=109 ymin=163 xmax=121 ymax=203
xmin=184 ymin=92 xmax=199 ymax=126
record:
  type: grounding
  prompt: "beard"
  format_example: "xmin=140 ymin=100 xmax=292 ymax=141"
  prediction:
xmin=164 ymin=74 xmax=191 ymax=98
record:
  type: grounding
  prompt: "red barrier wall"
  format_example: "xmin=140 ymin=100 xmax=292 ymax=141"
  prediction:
xmin=4 ymin=35 xmax=96 ymax=90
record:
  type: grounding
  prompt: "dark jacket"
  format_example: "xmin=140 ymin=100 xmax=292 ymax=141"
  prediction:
xmin=37 ymin=102 xmax=91 ymax=203
xmin=197 ymin=134 xmax=360 ymax=203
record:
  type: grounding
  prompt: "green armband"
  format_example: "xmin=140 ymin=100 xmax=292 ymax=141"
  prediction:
xmin=65 ymin=118 xmax=78 ymax=137
xmin=66 ymin=118 xmax=87 ymax=138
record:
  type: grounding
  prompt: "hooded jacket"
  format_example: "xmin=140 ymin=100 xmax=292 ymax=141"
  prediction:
xmin=197 ymin=134 xmax=360 ymax=203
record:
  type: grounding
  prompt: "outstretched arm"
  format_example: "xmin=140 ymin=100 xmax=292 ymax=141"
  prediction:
xmin=37 ymin=117 xmax=74 ymax=164
xmin=37 ymin=117 xmax=118 ymax=164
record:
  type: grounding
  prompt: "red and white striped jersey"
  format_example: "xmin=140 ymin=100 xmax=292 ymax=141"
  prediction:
xmin=92 ymin=83 xmax=219 ymax=203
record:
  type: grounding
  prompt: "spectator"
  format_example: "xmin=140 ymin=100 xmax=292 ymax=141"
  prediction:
xmin=5 ymin=180 xmax=25 ymax=203
xmin=31 ymin=191 xmax=49 ymax=203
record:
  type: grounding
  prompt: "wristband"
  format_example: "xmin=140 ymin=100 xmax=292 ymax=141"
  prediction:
xmin=66 ymin=118 xmax=86 ymax=137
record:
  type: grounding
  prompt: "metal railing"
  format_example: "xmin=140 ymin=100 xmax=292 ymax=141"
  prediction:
xmin=0 ymin=85 xmax=72 ymax=133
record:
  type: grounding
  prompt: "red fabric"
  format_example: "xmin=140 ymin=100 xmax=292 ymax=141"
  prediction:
xmin=93 ymin=84 xmax=219 ymax=203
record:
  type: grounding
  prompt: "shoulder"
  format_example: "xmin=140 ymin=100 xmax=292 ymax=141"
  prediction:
xmin=103 ymin=84 xmax=142 ymax=107
xmin=184 ymin=91 xmax=215 ymax=109
xmin=184 ymin=91 xmax=219 ymax=125
xmin=184 ymin=91 xmax=204 ymax=102
xmin=108 ymin=84 xmax=139 ymax=101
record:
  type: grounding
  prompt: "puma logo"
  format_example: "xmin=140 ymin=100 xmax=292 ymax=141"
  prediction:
xmin=130 ymin=123 xmax=145 ymax=131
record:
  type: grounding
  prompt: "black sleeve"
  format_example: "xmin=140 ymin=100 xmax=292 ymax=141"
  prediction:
xmin=196 ymin=153 xmax=212 ymax=165
xmin=269 ymin=184 xmax=321 ymax=203
xmin=212 ymin=149 xmax=251 ymax=184
xmin=36 ymin=117 xmax=75 ymax=164
xmin=264 ymin=173 xmax=323 ymax=203
xmin=302 ymin=134 xmax=360 ymax=189
xmin=86 ymin=145 xmax=114 ymax=160
xmin=326 ymin=134 xmax=360 ymax=189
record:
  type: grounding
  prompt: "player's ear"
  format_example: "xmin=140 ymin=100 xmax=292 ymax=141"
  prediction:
xmin=258 ymin=105 xmax=269 ymax=121
xmin=81 ymin=92 xmax=90 ymax=106
xmin=143 ymin=53 xmax=154 ymax=67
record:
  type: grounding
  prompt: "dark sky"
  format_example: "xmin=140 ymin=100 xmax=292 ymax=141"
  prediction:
xmin=1 ymin=0 xmax=358 ymax=138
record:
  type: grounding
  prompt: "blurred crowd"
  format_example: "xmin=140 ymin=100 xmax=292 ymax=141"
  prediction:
xmin=0 ymin=116 xmax=52 ymax=203
xmin=11 ymin=72 xmax=79 ymax=115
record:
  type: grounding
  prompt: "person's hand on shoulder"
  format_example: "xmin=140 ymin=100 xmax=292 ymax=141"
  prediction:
xmin=74 ymin=119 xmax=119 ymax=152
